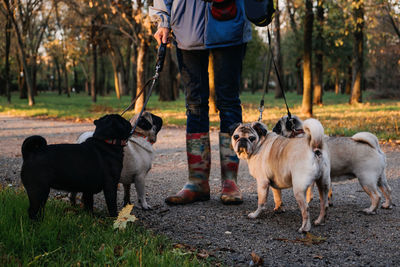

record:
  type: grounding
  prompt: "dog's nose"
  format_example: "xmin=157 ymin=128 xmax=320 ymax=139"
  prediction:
xmin=238 ymin=138 xmax=248 ymax=148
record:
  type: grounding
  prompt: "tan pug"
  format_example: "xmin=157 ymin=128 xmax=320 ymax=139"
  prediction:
xmin=75 ymin=111 xmax=163 ymax=210
xmin=230 ymin=119 xmax=331 ymax=233
xmin=273 ymin=115 xmax=392 ymax=214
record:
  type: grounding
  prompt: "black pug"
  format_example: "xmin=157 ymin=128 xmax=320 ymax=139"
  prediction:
xmin=21 ymin=114 xmax=132 ymax=220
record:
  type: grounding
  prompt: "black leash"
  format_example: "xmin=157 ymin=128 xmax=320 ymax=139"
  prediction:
xmin=121 ymin=43 xmax=167 ymax=136
xmin=258 ymin=27 xmax=295 ymax=130
xmin=258 ymin=42 xmax=272 ymax=122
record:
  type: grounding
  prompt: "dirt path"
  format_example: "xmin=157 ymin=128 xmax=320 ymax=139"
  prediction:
xmin=1 ymin=115 xmax=399 ymax=266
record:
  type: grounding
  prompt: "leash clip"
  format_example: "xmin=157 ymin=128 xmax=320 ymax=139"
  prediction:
xmin=258 ymin=100 xmax=265 ymax=122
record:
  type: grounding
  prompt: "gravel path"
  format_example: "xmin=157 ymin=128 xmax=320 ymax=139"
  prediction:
xmin=1 ymin=115 xmax=399 ymax=266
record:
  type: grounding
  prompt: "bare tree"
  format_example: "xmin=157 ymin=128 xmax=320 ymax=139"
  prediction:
xmin=2 ymin=0 xmax=35 ymax=106
xmin=350 ymin=0 xmax=364 ymax=104
xmin=208 ymin=53 xmax=217 ymax=114
xmin=302 ymin=0 xmax=314 ymax=116
xmin=313 ymin=0 xmax=324 ymax=105
xmin=2 ymin=1 xmax=12 ymax=103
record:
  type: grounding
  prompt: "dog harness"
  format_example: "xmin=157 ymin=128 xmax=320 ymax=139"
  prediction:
xmin=289 ymin=129 xmax=305 ymax=138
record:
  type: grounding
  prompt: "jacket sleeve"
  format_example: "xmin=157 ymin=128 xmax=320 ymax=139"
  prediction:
xmin=149 ymin=0 xmax=173 ymax=29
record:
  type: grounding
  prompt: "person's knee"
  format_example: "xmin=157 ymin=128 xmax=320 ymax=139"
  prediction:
xmin=186 ymin=104 xmax=202 ymax=116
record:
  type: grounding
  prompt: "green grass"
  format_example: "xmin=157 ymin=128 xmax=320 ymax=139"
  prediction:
xmin=1 ymin=90 xmax=400 ymax=139
xmin=0 ymin=187 xmax=212 ymax=266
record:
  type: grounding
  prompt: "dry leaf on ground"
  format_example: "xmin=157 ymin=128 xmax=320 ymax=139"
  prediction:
xmin=250 ymin=252 xmax=264 ymax=266
xmin=113 ymin=204 xmax=137 ymax=230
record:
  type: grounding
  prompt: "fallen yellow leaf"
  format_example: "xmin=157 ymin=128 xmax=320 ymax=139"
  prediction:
xmin=113 ymin=204 xmax=137 ymax=230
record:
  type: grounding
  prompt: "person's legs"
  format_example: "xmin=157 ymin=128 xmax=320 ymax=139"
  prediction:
xmin=212 ymin=44 xmax=246 ymax=204
xmin=165 ymin=48 xmax=211 ymax=205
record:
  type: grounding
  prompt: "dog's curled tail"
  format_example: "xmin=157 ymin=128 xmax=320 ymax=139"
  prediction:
xmin=352 ymin=132 xmax=383 ymax=153
xmin=303 ymin=118 xmax=325 ymax=153
xmin=21 ymin=135 xmax=47 ymax=160
xmin=76 ymin=131 xmax=94 ymax=144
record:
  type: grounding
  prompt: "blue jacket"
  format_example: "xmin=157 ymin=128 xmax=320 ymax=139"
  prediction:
xmin=149 ymin=0 xmax=252 ymax=50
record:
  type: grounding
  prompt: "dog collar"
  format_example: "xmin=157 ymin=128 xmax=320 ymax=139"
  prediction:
xmin=131 ymin=132 xmax=155 ymax=144
xmin=104 ymin=139 xmax=128 ymax=146
xmin=289 ymin=129 xmax=305 ymax=138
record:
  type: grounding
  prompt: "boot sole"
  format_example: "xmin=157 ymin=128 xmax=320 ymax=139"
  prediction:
xmin=165 ymin=195 xmax=210 ymax=205
xmin=220 ymin=196 xmax=243 ymax=205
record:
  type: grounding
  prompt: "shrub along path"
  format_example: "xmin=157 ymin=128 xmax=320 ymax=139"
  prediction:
xmin=1 ymin=115 xmax=399 ymax=266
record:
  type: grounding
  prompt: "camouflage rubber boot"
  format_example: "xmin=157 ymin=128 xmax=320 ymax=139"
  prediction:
xmin=165 ymin=132 xmax=211 ymax=205
xmin=219 ymin=132 xmax=243 ymax=205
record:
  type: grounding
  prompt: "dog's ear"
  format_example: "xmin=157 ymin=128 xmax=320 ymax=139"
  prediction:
xmin=94 ymin=115 xmax=106 ymax=126
xmin=151 ymin=114 xmax=163 ymax=134
xmin=228 ymin=122 xmax=241 ymax=136
xmin=137 ymin=116 xmax=153 ymax=131
xmin=272 ymin=120 xmax=282 ymax=134
xmin=252 ymin=122 xmax=268 ymax=137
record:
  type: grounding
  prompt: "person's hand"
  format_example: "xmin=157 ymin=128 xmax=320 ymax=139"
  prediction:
xmin=154 ymin=27 xmax=170 ymax=45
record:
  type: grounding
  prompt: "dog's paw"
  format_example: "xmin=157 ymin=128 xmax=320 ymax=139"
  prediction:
xmin=314 ymin=218 xmax=325 ymax=226
xmin=141 ymin=203 xmax=152 ymax=210
xmin=248 ymin=212 xmax=259 ymax=219
xmin=273 ymin=206 xmax=285 ymax=214
xmin=362 ymin=208 xmax=376 ymax=215
xmin=298 ymin=221 xmax=311 ymax=233
xmin=381 ymin=203 xmax=393 ymax=209
xmin=298 ymin=225 xmax=311 ymax=233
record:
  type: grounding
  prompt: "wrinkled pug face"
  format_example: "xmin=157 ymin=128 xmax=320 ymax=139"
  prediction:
xmin=130 ymin=112 xmax=163 ymax=143
xmin=229 ymin=122 xmax=268 ymax=159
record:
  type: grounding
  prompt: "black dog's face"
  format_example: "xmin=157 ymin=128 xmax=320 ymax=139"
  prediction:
xmin=131 ymin=112 xmax=163 ymax=143
xmin=93 ymin=114 xmax=132 ymax=140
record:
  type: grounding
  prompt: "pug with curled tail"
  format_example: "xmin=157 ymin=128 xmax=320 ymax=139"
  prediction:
xmin=230 ymin=119 xmax=331 ymax=233
xmin=273 ymin=114 xmax=392 ymax=214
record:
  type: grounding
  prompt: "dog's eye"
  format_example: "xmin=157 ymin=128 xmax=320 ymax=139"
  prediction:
xmin=233 ymin=135 xmax=239 ymax=140
xmin=249 ymin=136 xmax=256 ymax=142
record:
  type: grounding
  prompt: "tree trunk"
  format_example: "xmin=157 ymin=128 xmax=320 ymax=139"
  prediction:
xmin=64 ymin=67 xmax=70 ymax=97
xmin=51 ymin=66 xmax=55 ymax=91
xmin=114 ymin=71 xmax=121 ymax=99
xmin=73 ymin=60 xmax=79 ymax=93
xmin=295 ymin=58 xmax=303 ymax=94
xmin=31 ymin=56 xmax=38 ymax=96
xmin=345 ymin=64 xmax=352 ymax=94
xmin=313 ymin=0 xmax=324 ymax=105
xmin=135 ymin=38 xmax=148 ymax=113
xmin=122 ymin=40 xmax=132 ymax=96
xmin=208 ymin=53 xmax=217 ymax=114
xmin=4 ymin=9 xmax=12 ymax=103
xmin=273 ymin=0 xmax=284 ymax=99
xmin=55 ymin=58 xmax=62 ymax=95
xmin=99 ymin=55 xmax=106 ymax=96
xmin=302 ymin=0 xmax=314 ymax=117
xmin=3 ymin=0 xmax=34 ymax=105
xmin=350 ymin=0 xmax=364 ymax=104
xmin=90 ymin=19 xmax=97 ymax=103
xmin=334 ymin=68 xmax=340 ymax=95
